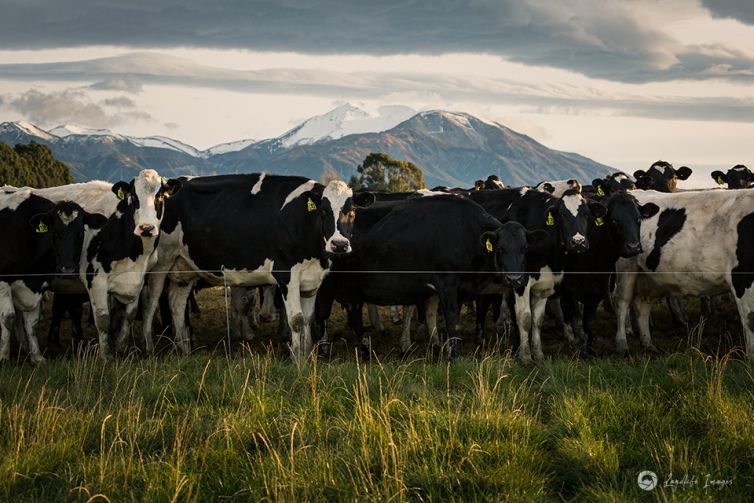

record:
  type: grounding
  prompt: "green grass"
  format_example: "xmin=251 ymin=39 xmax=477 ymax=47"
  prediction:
xmin=0 ymin=348 xmax=751 ymax=502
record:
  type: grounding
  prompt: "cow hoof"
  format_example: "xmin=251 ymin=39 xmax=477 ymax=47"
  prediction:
xmin=517 ymin=353 xmax=534 ymax=367
xmin=30 ymin=355 xmax=46 ymax=366
xmin=316 ymin=342 xmax=332 ymax=359
xmin=643 ymin=344 xmax=660 ymax=355
xmin=533 ymin=352 xmax=546 ymax=363
xmin=360 ymin=348 xmax=372 ymax=362
xmin=579 ymin=346 xmax=596 ymax=359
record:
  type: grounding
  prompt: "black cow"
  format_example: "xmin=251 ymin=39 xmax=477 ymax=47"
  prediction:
xmin=140 ymin=174 xmax=374 ymax=362
xmin=559 ymin=191 xmax=659 ymax=356
xmin=316 ymin=196 xmax=543 ymax=360
xmin=634 ymin=161 xmax=692 ymax=192
xmin=468 ymin=187 xmax=606 ymax=363
xmin=711 ymin=165 xmax=753 ymax=189
xmin=1 ymin=192 xmax=106 ymax=363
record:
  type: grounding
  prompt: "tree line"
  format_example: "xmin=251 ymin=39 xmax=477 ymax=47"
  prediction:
xmin=0 ymin=141 xmax=73 ymax=188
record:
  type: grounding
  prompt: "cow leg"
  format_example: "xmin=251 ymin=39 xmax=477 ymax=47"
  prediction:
xmin=474 ymin=295 xmax=491 ymax=347
xmin=114 ymin=300 xmax=139 ymax=354
xmin=667 ymin=296 xmax=689 ymax=325
xmin=557 ymin=295 xmax=577 ymax=347
xmin=439 ymin=290 xmax=461 ymax=361
xmin=168 ymin=279 xmax=194 ymax=355
xmin=0 ymin=283 xmax=15 ymax=361
xmin=47 ymin=294 xmax=67 ymax=352
xmin=513 ymin=283 xmax=534 ymax=365
xmin=390 ymin=305 xmax=402 ymax=325
xmin=259 ymin=286 xmax=277 ymax=323
xmin=635 ymin=298 xmax=658 ymax=353
xmin=87 ymin=279 xmax=114 ymax=360
xmin=530 ymin=291 xmax=550 ymax=362
xmin=141 ymin=272 xmax=168 ymax=355
xmin=613 ymin=272 xmax=637 ymax=355
xmin=580 ymin=301 xmax=599 ymax=358
xmin=367 ymin=304 xmax=386 ymax=336
xmin=399 ymin=305 xmax=415 ymax=354
xmin=425 ymin=296 xmax=440 ymax=348
xmin=278 ymin=272 xmax=310 ymax=364
xmin=20 ymin=306 xmax=45 ymax=365
xmin=69 ymin=298 xmax=85 ymax=348
xmin=344 ymin=302 xmax=369 ymax=360
xmin=300 ymin=292 xmax=317 ymax=359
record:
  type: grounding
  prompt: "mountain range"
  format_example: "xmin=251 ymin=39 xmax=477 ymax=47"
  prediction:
xmin=0 ymin=104 xmax=615 ymax=187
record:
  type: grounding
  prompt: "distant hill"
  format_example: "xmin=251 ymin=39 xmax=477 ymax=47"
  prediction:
xmin=0 ymin=105 xmax=615 ymax=186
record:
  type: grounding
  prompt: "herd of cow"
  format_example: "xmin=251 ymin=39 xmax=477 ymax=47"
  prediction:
xmin=2 ymin=161 xmax=754 ymax=366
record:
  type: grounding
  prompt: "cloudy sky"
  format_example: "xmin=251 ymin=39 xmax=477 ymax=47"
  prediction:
xmin=1 ymin=0 xmax=753 ymax=185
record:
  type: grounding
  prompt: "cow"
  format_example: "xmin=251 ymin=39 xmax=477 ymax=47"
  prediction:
xmin=28 ymin=170 xmax=182 ymax=360
xmin=535 ymin=179 xmax=582 ymax=197
xmin=468 ymin=187 xmax=606 ymax=364
xmin=1 ymin=190 xmax=107 ymax=363
xmin=316 ymin=195 xmax=544 ymax=360
xmin=613 ymin=189 xmax=754 ymax=364
xmin=47 ymin=293 xmax=90 ymax=352
xmin=139 ymin=174 xmax=374 ymax=363
xmin=711 ymin=165 xmax=753 ymax=190
xmin=558 ymin=191 xmax=659 ymax=356
xmin=634 ymin=161 xmax=692 ymax=192
xmin=590 ymin=172 xmax=636 ymax=197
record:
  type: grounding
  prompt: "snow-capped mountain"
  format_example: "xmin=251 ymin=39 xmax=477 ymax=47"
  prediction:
xmin=0 ymin=105 xmax=615 ymax=186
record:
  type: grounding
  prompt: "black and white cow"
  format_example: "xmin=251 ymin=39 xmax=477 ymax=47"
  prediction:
xmin=634 ymin=161 xmax=692 ymax=192
xmin=614 ymin=189 xmax=754 ymax=363
xmin=30 ymin=170 xmax=182 ymax=359
xmin=590 ymin=172 xmax=636 ymax=197
xmin=1 ymin=190 xmax=107 ymax=363
xmin=316 ymin=196 xmax=543 ymax=360
xmin=711 ymin=165 xmax=754 ymax=190
xmin=140 ymin=174 xmax=374 ymax=362
xmin=558 ymin=191 xmax=659 ymax=356
xmin=534 ymin=179 xmax=582 ymax=198
xmin=468 ymin=187 xmax=606 ymax=364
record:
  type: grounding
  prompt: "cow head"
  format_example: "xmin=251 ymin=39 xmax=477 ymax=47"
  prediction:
xmin=711 ymin=165 xmax=753 ymax=189
xmin=592 ymin=172 xmax=636 ymax=197
xmin=634 ymin=161 xmax=692 ymax=192
xmin=481 ymin=222 xmax=547 ymax=288
xmin=603 ymin=192 xmax=659 ymax=258
xmin=29 ymin=201 xmax=108 ymax=276
xmin=546 ymin=189 xmax=606 ymax=254
xmin=318 ymin=180 xmax=375 ymax=254
xmin=111 ymin=169 xmax=182 ymax=238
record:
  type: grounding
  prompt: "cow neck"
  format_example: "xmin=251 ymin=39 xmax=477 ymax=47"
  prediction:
xmin=87 ymin=206 xmax=149 ymax=266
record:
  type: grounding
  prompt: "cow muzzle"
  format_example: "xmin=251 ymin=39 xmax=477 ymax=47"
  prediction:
xmin=622 ymin=241 xmax=642 ymax=257
xmin=503 ymin=273 xmax=526 ymax=288
xmin=57 ymin=265 xmax=78 ymax=277
xmin=328 ymin=239 xmax=351 ymax=254
xmin=568 ymin=234 xmax=589 ymax=253
xmin=136 ymin=223 xmax=157 ymax=237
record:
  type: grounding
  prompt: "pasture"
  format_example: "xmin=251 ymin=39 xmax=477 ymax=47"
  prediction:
xmin=0 ymin=288 xmax=752 ymax=501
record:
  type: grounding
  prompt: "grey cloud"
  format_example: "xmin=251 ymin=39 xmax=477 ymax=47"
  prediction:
xmin=1 ymin=53 xmax=753 ymax=123
xmin=701 ymin=0 xmax=754 ymax=24
xmin=163 ymin=122 xmax=179 ymax=130
xmin=0 ymin=0 xmax=752 ymax=83
xmin=89 ymin=77 xmax=143 ymax=93
xmin=102 ymin=96 xmax=137 ymax=108
xmin=6 ymin=88 xmax=151 ymax=128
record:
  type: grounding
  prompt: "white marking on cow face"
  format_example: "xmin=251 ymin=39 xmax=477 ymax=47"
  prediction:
xmin=132 ymin=169 xmax=165 ymax=238
xmin=562 ymin=193 xmax=582 ymax=217
xmin=250 ymin=173 xmax=266 ymax=195
xmin=322 ymin=180 xmax=354 ymax=254
xmin=57 ymin=210 xmax=79 ymax=226
xmin=520 ymin=187 xmax=530 ymax=196
xmin=281 ymin=180 xmax=317 ymax=210
xmin=491 ymin=178 xmax=504 ymax=189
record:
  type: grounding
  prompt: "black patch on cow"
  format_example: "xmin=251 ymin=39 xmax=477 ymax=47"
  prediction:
xmin=731 ymin=212 xmax=754 ymax=298
xmin=646 ymin=208 xmax=686 ymax=271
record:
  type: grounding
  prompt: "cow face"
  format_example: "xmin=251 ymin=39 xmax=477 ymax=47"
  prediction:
xmin=112 ymin=169 xmax=182 ymax=238
xmin=319 ymin=181 xmax=375 ymax=254
xmin=634 ymin=161 xmax=692 ymax=192
xmin=592 ymin=172 xmax=635 ymax=197
xmin=604 ymin=193 xmax=659 ymax=257
xmin=481 ymin=223 xmax=547 ymax=288
xmin=30 ymin=201 xmax=108 ymax=276
xmin=548 ymin=190 xmax=606 ymax=254
xmin=711 ymin=165 xmax=753 ymax=189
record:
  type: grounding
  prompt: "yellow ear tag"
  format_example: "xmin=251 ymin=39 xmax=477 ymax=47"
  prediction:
xmin=116 ymin=187 xmax=125 ymax=200
xmin=716 ymin=176 xmax=724 ymax=185
xmin=546 ymin=211 xmax=555 ymax=226
xmin=36 ymin=221 xmax=48 ymax=233
xmin=595 ymin=216 xmax=605 ymax=226
xmin=307 ymin=197 xmax=317 ymax=212
xmin=597 ymin=185 xmax=605 ymax=197
xmin=485 ymin=238 xmax=493 ymax=253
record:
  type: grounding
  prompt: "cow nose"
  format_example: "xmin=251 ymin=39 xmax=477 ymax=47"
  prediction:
xmin=569 ymin=235 xmax=589 ymax=252
xmin=58 ymin=265 xmax=77 ymax=276
xmin=330 ymin=239 xmax=350 ymax=254
xmin=504 ymin=273 xmax=526 ymax=288
xmin=137 ymin=224 xmax=156 ymax=237
xmin=623 ymin=242 xmax=642 ymax=256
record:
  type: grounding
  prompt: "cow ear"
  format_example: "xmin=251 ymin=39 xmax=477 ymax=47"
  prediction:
xmin=711 ymin=171 xmax=727 ymax=185
xmin=301 ymin=191 xmax=322 ymax=213
xmin=591 ymin=178 xmax=607 ymax=196
xmin=635 ymin=175 xmax=654 ymax=190
xmin=162 ymin=178 xmax=183 ymax=196
xmin=112 ymin=181 xmax=131 ymax=201
xmin=633 ymin=169 xmax=646 ymax=180
xmin=544 ymin=205 xmax=558 ymax=226
xmin=639 ymin=202 xmax=660 ymax=219
xmin=480 ymin=231 xmax=497 ymax=254
xmin=84 ymin=212 xmax=108 ymax=229
xmin=587 ymin=201 xmax=607 ymax=218
xmin=676 ymin=166 xmax=693 ymax=180
xmin=567 ymin=179 xmax=582 ymax=193
xmin=526 ymin=229 xmax=548 ymax=250
xmin=474 ymin=180 xmax=485 ymax=191
xmin=353 ymin=191 xmax=375 ymax=208
xmin=29 ymin=212 xmax=52 ymax=234
xmin=542 ymin=183 xmax=555 ymax=194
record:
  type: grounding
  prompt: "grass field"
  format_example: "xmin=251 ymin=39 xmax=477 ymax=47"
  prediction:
xmin=0 ymin=288 xmax=752 ymax=501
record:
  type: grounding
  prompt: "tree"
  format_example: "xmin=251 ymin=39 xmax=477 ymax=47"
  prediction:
xmin=0 ymin=141 xmax=73 ymax=187
xmin=349 ymin=153 xmax=426 ymax=192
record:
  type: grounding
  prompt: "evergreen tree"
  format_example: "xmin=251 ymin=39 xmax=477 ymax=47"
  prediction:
xmin=0 ymin=141 xmax=72 ymax=187
xmin=349 ymin=153 xmax=426 ymax=192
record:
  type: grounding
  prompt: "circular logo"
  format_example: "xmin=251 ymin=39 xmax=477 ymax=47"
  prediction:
xmin=638 ymin=470 xmax=658 ymax=491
